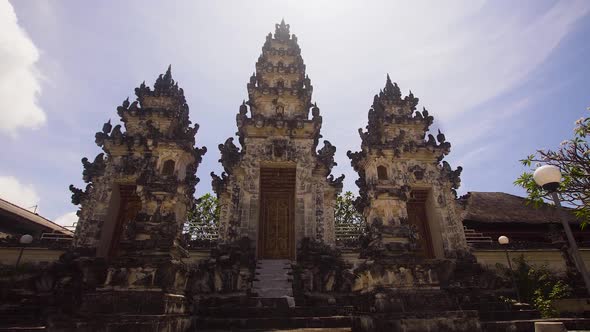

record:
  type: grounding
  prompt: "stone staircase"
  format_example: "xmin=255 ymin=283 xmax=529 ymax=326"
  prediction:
xmin=464 ymin=227 xmax=493 ymax=246
xmin=0 ymin=294 xmax=46 ymax=331
xmin=193 ymin=259 xmax=353 ymax=331
xmin=252 ymin=259 xmax=294 ymax=301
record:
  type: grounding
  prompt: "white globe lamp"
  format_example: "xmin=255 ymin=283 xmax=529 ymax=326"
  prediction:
xmin=533 ymin=165 xmax=561 ymax=192
xmin=19 ymin=234 xmax=33 ymax=245
xmin=498 ymin=235 xmax=509 ymax=245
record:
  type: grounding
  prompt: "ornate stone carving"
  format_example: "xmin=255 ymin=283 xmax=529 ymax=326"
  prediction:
xmin=218 ymin=138 xmax=240 ymax=173
xmin=317 ymin=140 xmax=337 ymax=171
xmin=213 ymin=21 xmax=342 ymax=246
xmin=81 ymin=153 xmax=106 ymax=183
xmin=274 ymin=19 xmax=290 ymax=41
xmin=348 ymin=75 xmax=468 ymax=259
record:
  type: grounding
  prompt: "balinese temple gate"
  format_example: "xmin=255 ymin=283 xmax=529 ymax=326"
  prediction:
xmin=0 ymin=20 xmax=570 ymax=332
xmin=211 ymin=20 xmax=344 ymax=259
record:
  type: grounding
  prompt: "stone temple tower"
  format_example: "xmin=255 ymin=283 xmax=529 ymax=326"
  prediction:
xmin=212 ymin=20 xmax=344 ymax=259
xmin=69 ymin=66 xmax=206 ymax=317
xmin=348 ymin=76 xmax=467 ymax=259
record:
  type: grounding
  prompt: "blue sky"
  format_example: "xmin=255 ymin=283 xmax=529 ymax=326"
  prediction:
xmin=1 ymin=0 xmax=589 ymax=227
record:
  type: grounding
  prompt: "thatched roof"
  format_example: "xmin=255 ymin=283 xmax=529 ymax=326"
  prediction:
xmin=459 ymin=192 xmax=579 ymax=225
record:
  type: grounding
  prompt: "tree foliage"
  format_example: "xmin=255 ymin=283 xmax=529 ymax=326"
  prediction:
xmin=515 ymin=111 xmax=590 ymax=228
xmin=500 ymin=256 xmax=572 ymax=318
xmin=334 ymin=191 xmax=365 ymax=246
xmin=335 ymin=191 xmax=364 ymax=226
xmin=184 ymin=193 xmax=220 ymax=240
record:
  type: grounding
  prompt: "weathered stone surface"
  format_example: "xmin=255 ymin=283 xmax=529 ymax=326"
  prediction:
xmin=212 ymin=20 xmax=343 ymax=249
xmin=49 ymin=66 xmax=207 ymax=331
xmin=187 ymin=237 xmax=255 ymax=296
xmin=534 ymin=322 xmax=567 ymax=332
xmin=348 ymin=76 xmax=467 ymax=259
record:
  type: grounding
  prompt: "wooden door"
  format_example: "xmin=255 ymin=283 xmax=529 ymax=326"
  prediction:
xmin=407 ymin=191 xmax=434 ymax=258
xmin=259 ymin=168 xmax=295 ymax=259
xmin=260 ymin=192 xmax=293 ymax=258
xmin=108 ymin=185 xmax=141 ymax=258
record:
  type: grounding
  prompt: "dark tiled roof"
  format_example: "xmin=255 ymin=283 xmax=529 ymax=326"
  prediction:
xmin=459 ymin=192 xmax=579 ymax=225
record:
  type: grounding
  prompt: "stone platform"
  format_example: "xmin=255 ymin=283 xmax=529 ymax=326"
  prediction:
xmin=193 ymin=259 xmax=353 ymax=331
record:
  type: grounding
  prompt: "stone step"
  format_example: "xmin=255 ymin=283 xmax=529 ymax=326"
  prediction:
xmin=253 ymin=281 xmax=291 ymax=289
xmin=256 ymin=270 xmax=292 ymax=275
xmin=255 ymin=273 xmax=291 ymax=278
xmin=256 ymin=264 xmax=292 ymax=269
xmin=198 ymin=328 xmax=351 ymax=332
xmin=256 ymin=260 xmax=292 ymax=266
xmin=255 ymin=270 xmax=291 ymax=274
xmin=197 ymin=305 xmax=355 ymax=318
xmin=253 ymin=259 xmax=294 ymax=300
xmin=253 ymin=289 xmax=293 ymax=298
xmin=481 ymin=318 xmax=590 ymax=332
xmin=478 ymin=310 xmax=540 ymax=321
xmin=193 ymin=316 xmax=353 ymax=330
xmin=252 ymin=282 xmax=291 ymax=288
xmin=0 ymin=327 xmax=46 ymax=331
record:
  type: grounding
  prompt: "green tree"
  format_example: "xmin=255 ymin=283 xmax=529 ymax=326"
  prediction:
xmin=515 ymin=110 xmax=590 ymax=228
xmin=334 ymin=191 xmax=365 ymax=245
xmin=335 ymin=191 xmax=364 ymax=226
xmin=501 ymin=256 xmax=572 ymax=318
xmin=185 ymin=193 xmax=220 ymax=240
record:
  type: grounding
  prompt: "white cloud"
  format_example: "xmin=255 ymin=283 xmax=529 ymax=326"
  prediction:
xmin=54 ymin=211 xmax=78 ymax=228
xmin=0 ymin=175 xmax=40 ymax=211
xmin=380 ymin=0 xmax=590 ymax=119
xmin=448 ymin=96 xmax=532 ymax=145
xmin=0 ymin=0 xmax=45 ymax=137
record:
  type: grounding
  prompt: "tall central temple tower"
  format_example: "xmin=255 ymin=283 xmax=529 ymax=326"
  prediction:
xmin=212 ymin=20 xmax=343 ymax=259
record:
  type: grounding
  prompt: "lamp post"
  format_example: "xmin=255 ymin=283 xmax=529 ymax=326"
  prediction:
xmin=15 ymin=234 xmax=33 ymax=267
xmin=533 ymin=165 xmax=590 ymax=295
xmin=499 ymin=235 xmax=522 ymax=303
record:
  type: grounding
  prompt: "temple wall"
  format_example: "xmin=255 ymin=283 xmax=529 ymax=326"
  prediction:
xmin=474 ymin=249 xmax=569 ymax=274
xmin=6 ymin=247 xmax=590 ymax=275
xmin=216 ymin=136 xmax=338 ymax=249
xmin=0 ymin=247 xmax=66 ymax=265
xmin=361 ymin=153 xmax=468 ymax=257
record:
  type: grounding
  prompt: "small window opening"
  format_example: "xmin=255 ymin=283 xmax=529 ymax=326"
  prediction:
xmin=377 ymin=165 xmax=388 ymax=180
xmin=162 ymin=160 xmax=175 ymax=176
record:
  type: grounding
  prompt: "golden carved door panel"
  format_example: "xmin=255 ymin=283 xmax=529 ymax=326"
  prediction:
xmin=259 ymin=167 xmax=295 ymax=259
xmin=260 ymin=193 xmax=293 ymax=258
xmin=407 ymin=191 xmax=434 ymax=258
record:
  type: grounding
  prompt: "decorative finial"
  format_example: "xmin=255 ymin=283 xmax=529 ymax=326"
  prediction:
xmin=274 ymin=19 xmax=291 ymax=41
xmin=382 ymin=74 xmax=401 ymax=100
xmin=153 ymin=65 xmax=176 ymax=94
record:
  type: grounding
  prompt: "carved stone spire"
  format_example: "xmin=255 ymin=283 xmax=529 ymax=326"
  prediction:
xmin=245 ymin=19 xmax=310 ymax=124
xmin=135 ymin=65 xmax=187 ymax=111
xmin=153 ymin=64 xmax=174 ymax=92
xmin=274 ymin=18 xmax=290 ymax=41
xmin=348 ymin=75 xmax=467 ymax=259
xmin=67 ymin=65 xmax=206 ymax=320
xmin=72 ymin=65 xmax=207 ymax=254
xmin=382 ymin=74 xmax=402 ymax=101
xmin=212 ymin=21 xmax=343 ymax=247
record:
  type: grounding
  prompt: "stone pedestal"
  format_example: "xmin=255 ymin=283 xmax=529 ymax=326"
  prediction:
xmin=80 ymin=291 xmax=187 ymax=315
xmin=534 ymin=322 xmax=567 ymax=332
